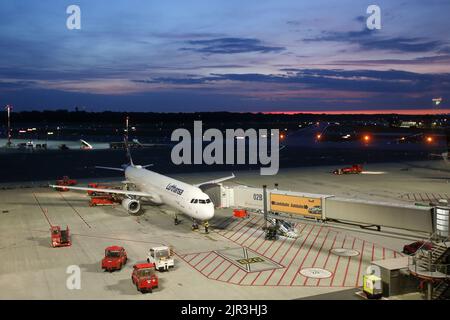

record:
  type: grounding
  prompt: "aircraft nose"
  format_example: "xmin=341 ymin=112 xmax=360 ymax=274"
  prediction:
xmin=202 ymin=205 xmax=215 ymax=220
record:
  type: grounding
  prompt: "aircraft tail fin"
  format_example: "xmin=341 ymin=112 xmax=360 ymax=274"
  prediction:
xmin=124 ymin=116 xmax=134 ymax=166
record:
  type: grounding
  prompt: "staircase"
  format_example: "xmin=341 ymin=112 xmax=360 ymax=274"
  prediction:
xmin=416 ymin=241 xmax=449 ymax=271
xmin=408 ymin=236 xmax=450 ymax=279
xmin=432 ymin=281 xmax=450 ymax=300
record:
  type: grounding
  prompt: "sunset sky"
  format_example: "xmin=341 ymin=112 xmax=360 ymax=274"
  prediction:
xmin=0 ymin=0 xmax=449 ymax=113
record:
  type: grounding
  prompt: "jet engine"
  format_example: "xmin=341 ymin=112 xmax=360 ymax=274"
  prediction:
xmin=122 ymin=198 xmax=141 ymax=214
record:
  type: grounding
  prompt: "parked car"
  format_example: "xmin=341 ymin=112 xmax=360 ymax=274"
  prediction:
xmin=402 ymin=241 xmax=433 ymax=255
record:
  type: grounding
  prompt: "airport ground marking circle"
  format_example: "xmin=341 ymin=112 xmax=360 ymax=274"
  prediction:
xmin=299 ymin=268 xmax=332 ymax=279
xmin=330 ymin=248 xmax=360 ymax=257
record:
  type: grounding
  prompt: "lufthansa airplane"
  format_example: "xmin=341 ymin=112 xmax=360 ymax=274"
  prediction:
xmin=50 ymin=123 xmax=234 ymax=228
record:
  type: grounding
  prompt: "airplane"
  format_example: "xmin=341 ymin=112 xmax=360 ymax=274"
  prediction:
xmin=49 ymin=119 xmax=235 ymax=229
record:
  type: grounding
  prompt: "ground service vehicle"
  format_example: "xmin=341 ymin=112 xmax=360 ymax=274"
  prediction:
xmin=363 ymin=274 xmax=382 ymax=299
xmin=87 ymin=183 xmax=109 ymax=196
xmin=55 ymin=176 xmax=77 ymax=191
xmin=147 ymin=246 xmax=174 ymax=271
xmin=102 ymin=246 xmax=127 ymax=272
xmin=333 ymin=164 xmax=363 ymax=175
xmin=89 ymin=196 xmax=118 ymax=207
xmin=50 ymin=225 xmax=71 ymax=247
xmin=131 ymin=263 xmax=159 ymax=293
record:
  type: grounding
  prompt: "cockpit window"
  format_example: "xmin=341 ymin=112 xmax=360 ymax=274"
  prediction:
xmin=191 ymin=199 xmax=211 ymax=204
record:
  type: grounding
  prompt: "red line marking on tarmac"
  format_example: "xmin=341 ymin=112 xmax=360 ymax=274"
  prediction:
xmin=290 ymin=226 xmax=325 ymax=286
xmin=317 ymin=232 xmax=338 ymax=286
xmin=302 ymin=228 xmax=331 ymax=286
xmin=329 ymin=235 xmax=348 ymax=286
xmin=226 ymin=216 xmax=250 ymax=233
xmin=199 ymin=255 xmax=219 ymax=273
xmin=371 ymin=243 xmax=375 ymax=261
xmin=214 ymin=261 xmax=233 ymax=280
xmin=355 ymin=241 xmax=366 ymax=287
xmin=227 ymin=216 xmax=257 ymax=239
xmin=205 ymin=257 xmax=224 ymax=276
xmin=263 ymin=269 xmax=277 ymax=285
xmin=227 ymin=267 xmax=242 ymax=283
xmin=237 ymin=270 xmax=249 ymax=285
xmin=254 ymin=235 xmax=269 ymax=252
xmin=310 ymin=229 xmax=331 ymax=267
xmin=273 ymin=223 xmax=309 ymax=262
xmin=185 ymin=253 xmax=200 ymax=263
xmin=263 ymin=232 xmax=287 ymax=257
xmin=276 ymin=225 xmax=315 ymax=286
xmin=341 ymin=237 xmax=356 ymax=287
xmin=240 ymin=224 xmax=263 ymax=246
xmin=192 ymin=252 xmax=213 ymax=268
xmin=246 ymin=229 xmax=266 ymax=250
xmin=250 ymin=272 xmax=263 ymax=285
xmin=393 ymin=250 xmax=397 ymax=258
xmin=32 ymin=193 xmax=52 ymax=226
xmin=268 ymin=235 xmax=289 ymax=259
xmin=233 ymin=217 xmax=263 ymax=242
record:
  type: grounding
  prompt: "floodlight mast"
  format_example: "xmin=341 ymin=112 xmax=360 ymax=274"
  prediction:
xmin=5 ymin=104 xmax=12 ymax=147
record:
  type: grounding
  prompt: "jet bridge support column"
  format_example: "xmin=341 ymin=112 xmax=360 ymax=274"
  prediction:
xmin=263 ymin=185 xmax=268 ymax=229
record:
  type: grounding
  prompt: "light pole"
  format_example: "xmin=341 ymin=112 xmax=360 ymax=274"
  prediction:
xmin=5 ymin=104 xmax=12 ymax=147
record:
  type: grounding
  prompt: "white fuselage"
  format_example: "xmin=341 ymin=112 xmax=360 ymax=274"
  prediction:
xmin=125 ymin=166 xmax=214 ymax=221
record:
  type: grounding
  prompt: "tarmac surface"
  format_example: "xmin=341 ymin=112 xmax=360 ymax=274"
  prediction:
xmin=0 ymin=160 xmax=448 ymax=299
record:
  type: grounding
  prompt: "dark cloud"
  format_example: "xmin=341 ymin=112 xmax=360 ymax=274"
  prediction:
xmin=181 ymin=37 xmax=285 ymax=54
xmin=0 ymin=80 xmax=36 ymax=90
xmin=139 ymin=68 xmax=450 ymax=93
xmin=304 ymin=28 xmax=445 ymax=53
xmin=286 ymin=20 xmax=302 ymax=26
xmin=331 ymin=54 xmax=450 ymax=66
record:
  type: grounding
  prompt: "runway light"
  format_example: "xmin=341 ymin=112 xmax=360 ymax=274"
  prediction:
xmin=426 ymin=136 xmax=433 ymax=143
xmin=316 ymin=134 xmax=322 ymax=140
xmin=280 ymin=133 xmax=285 ymax=140
xmin=363 ymin=135 xmax=371 ymax=142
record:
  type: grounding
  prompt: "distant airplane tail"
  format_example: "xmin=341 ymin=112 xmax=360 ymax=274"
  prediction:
xmin=94 ymin=116 xmax=134 ymax=172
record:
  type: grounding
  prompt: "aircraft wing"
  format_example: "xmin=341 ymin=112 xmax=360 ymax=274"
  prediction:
xmin=49 ymin=185 xmax=154 ymax=198
xmin=194 ymin=173 xmax=235 ymax=187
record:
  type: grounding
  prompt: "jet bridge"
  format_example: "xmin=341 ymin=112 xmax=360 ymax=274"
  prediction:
xmin=213 ymin=184 xmax=436 ymax=236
